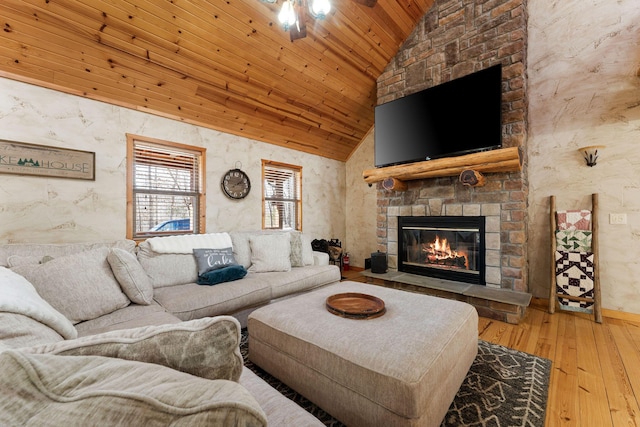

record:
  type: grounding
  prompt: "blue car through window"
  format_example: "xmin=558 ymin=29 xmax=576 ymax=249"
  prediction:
xmin=150 ymin=218 xmax=191 ymax=232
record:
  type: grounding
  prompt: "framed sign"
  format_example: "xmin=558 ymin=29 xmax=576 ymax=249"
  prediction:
xmin=0 ymin=139 xmax=95 ymax=180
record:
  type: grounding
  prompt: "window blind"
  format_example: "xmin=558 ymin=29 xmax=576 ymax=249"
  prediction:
xmin=132 ymin=141 xmax=202 ymax=236
xmin=263 ymin=162 xmax=301 ymax=230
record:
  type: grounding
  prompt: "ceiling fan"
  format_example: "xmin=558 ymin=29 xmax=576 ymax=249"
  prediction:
xmin=272 ymin=0 xmax=377 ymax=41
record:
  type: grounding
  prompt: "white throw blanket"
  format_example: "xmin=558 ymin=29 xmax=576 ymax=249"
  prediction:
xmin=0 ymin=267 xmax=77 ymax=340
xmin=147 ymin=232 xmax=233 ymax=254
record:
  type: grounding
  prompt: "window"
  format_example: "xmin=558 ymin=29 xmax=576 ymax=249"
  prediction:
xmin=262 ymin=160 xmax=302 ymax=231
xmin=126 ymin=134 xmax=205 ymax=239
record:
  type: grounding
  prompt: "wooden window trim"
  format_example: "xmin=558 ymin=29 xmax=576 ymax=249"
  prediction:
xmin=262 ymin=159 xmax=302 ymax=231
xmin=126 ymin=134 xmax=206 ymax=240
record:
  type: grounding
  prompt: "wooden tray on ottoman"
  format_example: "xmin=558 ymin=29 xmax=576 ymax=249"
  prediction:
xmin=326 ymin=292 xmax=386 ymax=319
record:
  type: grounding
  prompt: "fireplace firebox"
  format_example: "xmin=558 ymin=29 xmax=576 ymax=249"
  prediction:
xmin=399 ymin=216 xmax=485 ymax=286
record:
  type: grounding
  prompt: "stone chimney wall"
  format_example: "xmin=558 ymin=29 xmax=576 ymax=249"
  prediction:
xmin=375 ymin=0 xmax=529 ymax=292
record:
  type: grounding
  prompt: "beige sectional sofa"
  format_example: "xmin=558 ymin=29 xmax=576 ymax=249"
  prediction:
xmin=0 ymin=231 xmax=341 ymax=425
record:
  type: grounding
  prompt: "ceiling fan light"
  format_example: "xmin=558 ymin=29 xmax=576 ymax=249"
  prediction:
xmin=309 ymin=0 xmax=331 ymax=19
xmin=278 ymin=1 xmax=298 ymax=30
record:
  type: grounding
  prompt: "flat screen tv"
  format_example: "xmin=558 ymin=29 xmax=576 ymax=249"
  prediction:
xmin=374 ymin=64 xmax=502 ymax=168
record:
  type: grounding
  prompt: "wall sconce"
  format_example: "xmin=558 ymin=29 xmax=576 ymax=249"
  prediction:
xmin=578 ymin=145 xmax=605 ymax=167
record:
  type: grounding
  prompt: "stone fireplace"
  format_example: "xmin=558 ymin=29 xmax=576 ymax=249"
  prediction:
xmin=372 ymin=0 xmax=529 ymax=295
xmin=399 ymin=215 xmax=485 ymax=286
xmin=379 ymin=177 xmax=526 ymax=292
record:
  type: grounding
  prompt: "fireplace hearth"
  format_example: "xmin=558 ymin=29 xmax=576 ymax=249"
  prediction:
xmin=399 ymin=216 xmax=485 ymax=286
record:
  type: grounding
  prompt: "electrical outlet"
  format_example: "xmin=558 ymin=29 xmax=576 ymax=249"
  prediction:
xmin=610 ymin=213 xmax=627 ymax=225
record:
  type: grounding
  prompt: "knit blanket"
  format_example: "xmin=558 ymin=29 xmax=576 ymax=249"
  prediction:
xmin=0 ymin=267 xmax=77 ymax=340
xmin=147 ymin=233 xmax=233 ymax=254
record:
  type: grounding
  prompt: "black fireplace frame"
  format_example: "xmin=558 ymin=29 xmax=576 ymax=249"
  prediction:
xmin=398 ymin=216 xmax=486 ymax=286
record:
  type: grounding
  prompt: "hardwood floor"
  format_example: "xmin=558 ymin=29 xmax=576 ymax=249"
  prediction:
xmin=341 ymin=269 xmax=640 ymax=426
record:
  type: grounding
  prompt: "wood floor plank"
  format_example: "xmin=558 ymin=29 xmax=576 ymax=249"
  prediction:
xmin=593 ymin=320 xmax=640 ymax=426
xmin=574 ymin=316 xmax=613 ymax=427
xmin=606 ymin=319 xmax=640 ymax=415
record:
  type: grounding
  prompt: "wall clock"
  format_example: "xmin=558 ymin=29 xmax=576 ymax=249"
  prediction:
xmin=221 ymin=168 xmax=251 ymax=200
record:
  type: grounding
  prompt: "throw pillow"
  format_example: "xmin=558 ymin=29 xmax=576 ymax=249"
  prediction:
xmin=0 ymin=350 xmax=267 ymax=426
xmin=11 ymin=247 xmax=130 ymax=325
xmin=193 ymin=247 xmax=238 ymax=276
xmin=289 ymin=231 xmax=304 ymax=267
xmin=249 ymin=234 xmax=291 ymax=273
xmin=198 ymin=265 xmax=248 ymax=286
xmin=6 ymin=255 xmax=54 ymax=267
xmin=23 ymin=316 xmax=244 ymax=382
xmin=107 ymin=248 xmax=154 ymax=305
xmin=301 ymin=233 xmax=315 ymax=265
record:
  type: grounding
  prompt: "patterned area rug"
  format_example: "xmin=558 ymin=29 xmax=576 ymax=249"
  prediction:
xmin=240 ymin=331 xmax=551 ymax=427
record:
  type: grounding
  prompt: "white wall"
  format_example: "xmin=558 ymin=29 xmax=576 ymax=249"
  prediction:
xmin=345 ymin=129 xmax=378 ymax=268
xmin=0 ymin=77 xmax=345 ymax=244
xmin=527 ymin=0 xmax=640 ymax=314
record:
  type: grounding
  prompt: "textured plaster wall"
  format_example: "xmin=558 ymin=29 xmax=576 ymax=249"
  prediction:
xmin=527 ymin=0 xmax=640 ymax=313
xmin=345 ymin=129 xmax=378 ymax=268
xmin=0 ymin=77 xmax=345 ymax=244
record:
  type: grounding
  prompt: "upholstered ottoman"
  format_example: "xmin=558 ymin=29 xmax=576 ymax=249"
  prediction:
xmin=247 ymin=281 xmax=478 ymax=427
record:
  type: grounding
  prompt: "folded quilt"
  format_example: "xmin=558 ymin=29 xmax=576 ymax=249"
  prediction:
xmin=555 ymin=230 xmax=592 ymax=252
xmin=555 ymin=250 xmax=594 ymax=310
xmin=556 ymin=209 xmax=591 ymax=230
xmin=147 ymin=232 xmax=233 ymax=254
xmin=0 ymin=267 xmax=77 ymax=340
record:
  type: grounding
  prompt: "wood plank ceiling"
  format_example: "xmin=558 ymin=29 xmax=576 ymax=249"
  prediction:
xmin=0 ymin=0 xmax=434 ymax=161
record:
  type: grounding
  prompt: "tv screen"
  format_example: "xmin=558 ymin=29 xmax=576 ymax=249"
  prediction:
xmin=374 ymin=64 xmax=502 ymax=168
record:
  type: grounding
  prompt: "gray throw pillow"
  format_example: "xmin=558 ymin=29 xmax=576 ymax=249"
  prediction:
xmin=11 ymin=247 xmax=130 ymax=324
xmin=107 ymin=248 xmax=154 ymax=305
xmin=193 ymin=247 xmax=238 ymax=276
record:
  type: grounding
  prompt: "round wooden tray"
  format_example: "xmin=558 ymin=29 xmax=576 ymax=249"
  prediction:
xmin=326 ymin=293 xmax=386 ymax=319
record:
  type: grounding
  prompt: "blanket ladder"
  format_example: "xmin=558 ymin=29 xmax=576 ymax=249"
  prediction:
xmin=549 ymin=193 xmax=602 ymax=323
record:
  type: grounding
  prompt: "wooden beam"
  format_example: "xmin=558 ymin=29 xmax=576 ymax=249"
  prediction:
xmin=362 ymin=147 xmax=522 ymax=184
xmin=459 ymin=169 xmax=486 ymax=187
xmin=382 ymin=177 xmax=408 ymax=191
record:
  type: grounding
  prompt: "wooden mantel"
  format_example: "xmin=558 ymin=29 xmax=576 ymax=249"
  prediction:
xmin=362 ymin=147 xmax=522 ymax=186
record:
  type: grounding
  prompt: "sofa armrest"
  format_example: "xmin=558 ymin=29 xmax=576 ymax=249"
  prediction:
xmin=312 ymin=251 xmax=330 ymax=266
xmin=21 ymin=316 xmax=243 ymax=382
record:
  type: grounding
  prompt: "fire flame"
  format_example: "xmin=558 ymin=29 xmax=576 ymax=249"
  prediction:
xmin=422 ymin=236 xmax=468 ymax=269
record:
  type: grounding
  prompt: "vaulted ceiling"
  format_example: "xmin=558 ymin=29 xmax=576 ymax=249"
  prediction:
xmin=0 ymin=0 xmax=434 ymax=161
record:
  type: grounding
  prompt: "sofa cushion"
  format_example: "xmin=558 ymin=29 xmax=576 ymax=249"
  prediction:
xmin=230 ymin=231 xmax=314 ymax=269
xmin=193 ymin=247 xmax=238 ymax=275
xmin=0 ymin=313 xmax=64 ymax=349
xmin=249 ymin=234 xmax=291 ymax=273
xmin=107 ymin=248 xmax=154 ymax=305
xmin=23 ymin=316 xmax=244 ymax=382
xmin=6 ymin=255 xmax=54 ymax=267
xmin=137 ymin=241 xmax=198 ymax=288
xmin=0 ymin=267 xmax=77 ymax=340
xmin=0 ymin=350 xmax=267 ymax=427
xmin=73 ymin=302 xmax=181 ymax=337
xmin=268 ymin=265 xmax=341 ymax=299
xmin=198 ymin=264 xmax=248 ymax=286
xmin=229 ymin=231 xmax=254 ymax=269
xmin=154 ymin=280 xmax=272 ymax=321
xmin=0 ymin=240 xmax=136 ymax=268
xmin=301 ymin=234 xmax=315 ymax=265
xmin=147 ymin=232 xmax=233 ymax=254
xmin=11 ymin=247 xmax=130 ymax=324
